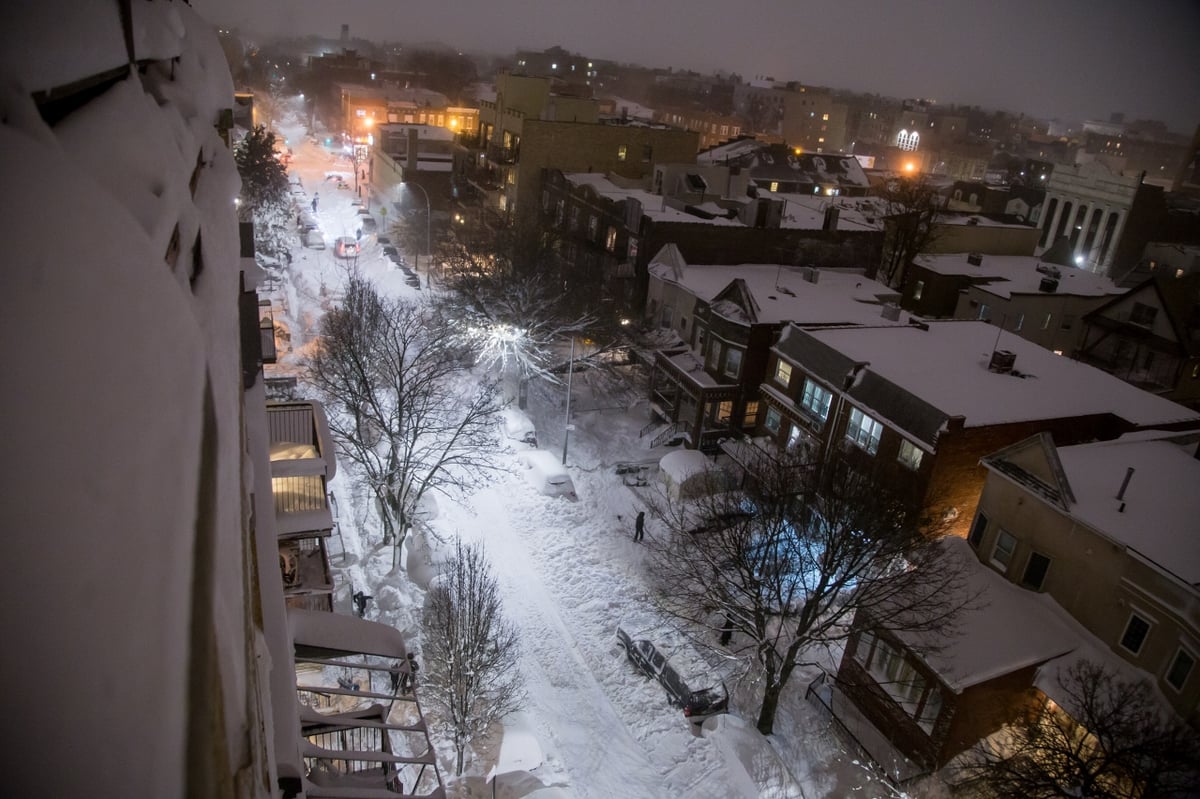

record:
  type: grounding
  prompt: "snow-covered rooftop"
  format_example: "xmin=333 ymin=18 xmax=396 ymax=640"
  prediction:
xmin=564 ymin=172 xmax=744 ymax=225
xmin=792 ymin=321 xmax=1200 ymax=429
xmin=650 ymin=259 xmax=905 ymax=328
xmin=1056 ymin=435 xmax=1200 ymax=585
xmin=768 ymin=193 xmax=886 ymax=232
xmin=915 ymin=253 xmax=1125 ymax=300
xmin=895 ymin=539 xmax=1079 ymax=692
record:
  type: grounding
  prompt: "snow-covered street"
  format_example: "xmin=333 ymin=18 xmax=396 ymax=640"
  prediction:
xmin=264 ymin=111 xmax=928 ymax=799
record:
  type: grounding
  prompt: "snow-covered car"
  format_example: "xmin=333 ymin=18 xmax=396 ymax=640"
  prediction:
xmin=499 ymin=408 xmax=537 ymax=448
xmin=334 ymin=237 xmax=359 ymax=258
xmin=303 ymin=229 xmax=325 ymax=249
xmin=515 ymin=450 xmax=576 ymax=498
xmin=297 ymin=210 xmax=319 ymax=231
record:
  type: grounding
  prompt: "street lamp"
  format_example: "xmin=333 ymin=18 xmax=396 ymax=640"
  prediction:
xmin=403 ymin=182 xmax=432 ymax=286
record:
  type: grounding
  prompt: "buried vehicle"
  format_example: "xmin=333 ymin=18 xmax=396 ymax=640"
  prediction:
xmin=615 ymin=626 xmax=729 ymax=725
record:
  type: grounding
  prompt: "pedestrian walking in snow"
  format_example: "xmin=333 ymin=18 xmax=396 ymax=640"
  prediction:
xmin=355 ymin=227 xmax=362 ymax=241
xmin=634 ymin=511 xmax=645 ymax=542
xmin=401 ymin=652 xmax=420 ymax=694
xmin=311 ymin=193 xmax=319 ymax=212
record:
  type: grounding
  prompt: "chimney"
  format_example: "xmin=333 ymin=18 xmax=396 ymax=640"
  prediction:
xmin=1116 ymin=467 xmax=1135 ymax=501
xmin=881 ymin=303 xmax=901 ymax=321
xmin=1038 ymin=276 xmax=1059 ymax=293
xmin=967 ymin=252 xmax=983 ymax=266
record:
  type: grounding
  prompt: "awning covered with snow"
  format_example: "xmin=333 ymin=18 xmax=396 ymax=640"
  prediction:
xmin=288 ymin=607 xmax=409 ymax=661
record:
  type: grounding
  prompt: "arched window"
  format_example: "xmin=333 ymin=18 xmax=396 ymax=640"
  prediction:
xmin=896 ymin=129 xmax=910 ymax=150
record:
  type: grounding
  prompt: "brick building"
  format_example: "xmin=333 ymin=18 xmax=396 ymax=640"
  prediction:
xmin=751 ymin=320 xmax=1200 ymax=538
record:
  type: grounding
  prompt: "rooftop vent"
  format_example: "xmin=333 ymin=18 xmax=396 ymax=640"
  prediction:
xmin=803 ymin=266 xmax=820 ymax=283
xmin=881 ymin=303 xmax=902 ymax=321
xmin=988 ymin=349 xmax=1016 ymax=373
xmin=1038 ymin=277 xmax=1059 ymax=293
xmin=967 ymin=216 xmax=980 ymax=226
xmin=967 ymin=252 xmax=984 ymax=266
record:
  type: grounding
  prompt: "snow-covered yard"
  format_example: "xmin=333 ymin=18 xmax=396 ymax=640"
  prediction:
xmin=263 ymin=108 xmax=941 ymax=799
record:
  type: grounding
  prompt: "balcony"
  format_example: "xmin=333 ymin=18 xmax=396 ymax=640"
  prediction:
xmin=486 ymin=143 xmax=517 ymax=165
xmin=289 ymin=608 xmax=444 ymax=797
xmin=268 ymin=402 xmax=338 ymax=610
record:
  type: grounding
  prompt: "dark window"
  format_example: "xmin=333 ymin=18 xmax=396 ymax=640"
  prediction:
xmin=1120 ymin=614 xmax=1151 ymax=655
xmin=1166 ymin=649 xmax=1195 ymax=691
xmin=1130 ymin=302 xmax=1158 ymax=326
xmin=968 ymin=513 xmax=987 ymax=547
xmin=1021 ymin=552 xmax=1051 ymax=591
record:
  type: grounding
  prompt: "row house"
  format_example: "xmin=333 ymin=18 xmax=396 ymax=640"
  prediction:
xmin=834 ymin=431 xmax=1200 ymax=777
xmin=1075 ymin=272 xmax=1200 ymax=408
xmin=644 ymin=252 xmax=903 ymax=453
xmin=653 ymin=105 xmax=743 ymax=151
xmin=751 ymin=320 xmax=1200 ymax=538
xmin=541 ymin=169 xmax=885 ymax=313
xmin=335 ymin=82 xmax=476 ymax=147
xmin=900 ymin=252 xmax=1125 ymax=355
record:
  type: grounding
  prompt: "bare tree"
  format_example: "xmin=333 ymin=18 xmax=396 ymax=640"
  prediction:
xmin=878 ymin=174 xmax=946 ymax=289
xmin=421 ymin=540 xmax=525 ymax=776
xmin=645 ymin=447 xmax=964 ymax=735
xmin=304 ymin=276 xmax=504 ymax=560
xmin=959 ymin=660 xmax=1199 ymax=799
xmin=431 ymin=219 xmax=627 ymax=392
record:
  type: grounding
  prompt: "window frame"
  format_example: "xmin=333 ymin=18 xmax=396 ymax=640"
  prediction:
xmin=1020 ymin=551 xmax=1052 ymax=591
xmin=897 ymin=439 xmax=924 ymax=471
xmin=1119 ymin=612 xmax=1152 ymax=656
xmin=723 ymin=347 xmax=743 ymax=379
xmin=773 ymin=360 xmax=793 ymax=387
xmin=764 ymin=406 xmax=781 ymax=433
xmin=800 ymin=378 xmax=832 ymax=422
xmin=1165 ymin=646 xmax=1196 ymax=692
xmin=845 ymin=406 xmax=882 ymax=455
xmin=968 ymin=512 xmax=987 ymax=548
xmin=990 ymin=529 xmax=1017 ymax=571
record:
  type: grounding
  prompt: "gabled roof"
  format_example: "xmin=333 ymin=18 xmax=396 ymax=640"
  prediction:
xmin=707 ymin=278 xmax=761 ymax=324
xmin=981 ymin=433 xmax=1075 ymax=511
xmin=1084 ymin=273 xmax=1200 ymax=355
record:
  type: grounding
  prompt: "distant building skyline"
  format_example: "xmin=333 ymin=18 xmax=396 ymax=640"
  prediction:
xmin=195 ymin=0 xmax=1200 ymax=134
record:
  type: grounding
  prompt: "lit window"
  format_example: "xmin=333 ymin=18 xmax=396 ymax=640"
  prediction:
xmin=990 ymin=529 xmax=1016 ymax=570
xmin=845 ymin=407 xmax=882 ymax=454
xmin=605 ymin=226 xmax=617 ymax=252
xmin=724 ymin=348 xmax=743 ymax=379
xmin=822 ymin=113 xmax=829 ymax=121
xmin=617 ymin=144 xmax=628 ymax=161
xmin=1120 ymin=613 xmax=1151 ymax=655
xmin=715 ymin=401 xmax=733 ymax=426
xmin=913 ymin=280 xmax=924 ymax=301
xmin=1166 ymin=648 xmax=1195 ymax=691
xmin=967 ymin=512 xmax=987 ymax=548
xmin=773 ymin=360 xmax=792 ymax=386
xmin=743 ymin=401 xmax=759 ymax=427
xmin=1021 ymin=552 xmax=1051 ymax=591
xmin=977 ymin=303 xmax=991 ymax=322
xmin=764 ymin=406 xmax=781 ymax=432
xmin=800 ymin=379 xmax=832 ymax=422
xmin=897 ymin=439 xmax=923 ymax=470
xmin=769 ymin=181 xmax=779 ymax=192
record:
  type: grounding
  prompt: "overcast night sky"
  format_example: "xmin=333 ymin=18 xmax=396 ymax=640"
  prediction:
xmin=194 ymin=0 xmax=1200 ymax=133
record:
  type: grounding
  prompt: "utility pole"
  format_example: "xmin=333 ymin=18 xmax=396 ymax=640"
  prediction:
xmin=561 ymin=336 xmax=575 ymax=466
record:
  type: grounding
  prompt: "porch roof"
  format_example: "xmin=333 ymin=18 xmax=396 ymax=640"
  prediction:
xmin=655 ymin=348 xmax=737 ymax=391
xmin=893 ymin=538 xmax=1079 ymax=693
xmin=288 ymin=607 xmax=409 ymax=661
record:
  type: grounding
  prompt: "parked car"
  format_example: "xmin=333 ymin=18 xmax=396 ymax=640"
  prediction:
xmin=303 ymin=229 xmax=325 ymax=249
xmin=615 ymin=626 xmax=729 ymax=725
xmin=297 ymin=210 xmax=319 ymax=231
xmin=515 ymin=450 xmax=576 ymax=498
xmin=357 ymin=210 xmax=377 ymax=232
xmin=334 ymin=237 xmax=359 ymax=258
xmin=499 ymin=408 xmax=537 ymax=448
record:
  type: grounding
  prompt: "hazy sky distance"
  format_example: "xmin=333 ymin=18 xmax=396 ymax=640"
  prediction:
xmin=194 ymin=0 xmax=1200 ymax=133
